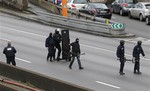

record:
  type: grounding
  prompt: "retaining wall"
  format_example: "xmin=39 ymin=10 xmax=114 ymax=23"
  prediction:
xmin=29 ymin=0 xmax=60 ymax=14
xmin=0 ymin=61 xmax=93 ymax=91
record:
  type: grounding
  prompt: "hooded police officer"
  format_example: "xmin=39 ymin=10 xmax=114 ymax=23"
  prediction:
xmin=132 ymin=41 xmax=145 ymax=74
xmin=3 ymin=42 xmax=17 ymax=66
xmin=116 ymin=40 xmax=125 ymax=75
xmin=69 ymin=38 xmax=84 ymax=70
xmin=45 ymin=33 xmax=55 ymax=62
xmin=53 ymin=28 xmax=62 ymax=61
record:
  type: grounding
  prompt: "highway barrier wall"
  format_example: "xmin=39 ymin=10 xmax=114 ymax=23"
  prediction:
xmin=0 ymin=0 xmax=29 ymax=10
xmin=35 ymin=11 xmax=125 ymax=35
xmin=29 ymin=0 xmax=60 ymax=14
xmin=0 ymin=61 xmax=93 ymax=91
xmin=29 ymin=0 xmax=125 ymax=36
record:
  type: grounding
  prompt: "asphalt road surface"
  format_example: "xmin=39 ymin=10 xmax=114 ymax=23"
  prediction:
xmin=0 ymin=13 xmax=150 ymax=91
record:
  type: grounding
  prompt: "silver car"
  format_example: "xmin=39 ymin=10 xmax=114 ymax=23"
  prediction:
xmin=128 ymin=2 xmax=150 ymax=21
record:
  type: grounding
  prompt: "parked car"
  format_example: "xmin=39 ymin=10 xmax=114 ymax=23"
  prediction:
xmin=146 ymin=15 xmax=150 ymax=25
xmin=79 ymin=2 xmax=112 ymax=19
xmin=67 ymin=0 xmax=89 ymax=10
xmin=111 ymin=0 xmax=138 ymax=16
xmin=128 ymin=2 xmax=150 ymax=21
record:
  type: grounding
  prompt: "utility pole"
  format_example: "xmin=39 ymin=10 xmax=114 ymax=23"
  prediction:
xmin=62 ymin=0 xmax=68 ymax=17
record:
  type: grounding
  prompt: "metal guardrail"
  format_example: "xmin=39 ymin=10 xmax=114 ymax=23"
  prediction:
xmin=56 ymin=5 xmax=118 ymax=24
xmin=29 ymin=0 xmax=125 ymax=35
xmin=36 ymin=11 xmax=121 ymax=35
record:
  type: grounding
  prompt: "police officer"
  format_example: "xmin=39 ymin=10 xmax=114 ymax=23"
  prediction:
xmin=53 ymin=28 xmax=62 ymax=61
xmin=3 ymin=42 xmax=17 ymax=66
xmin=116 ymin=40 xmax=125 ymax=75
xmin=45 ymin=33 xmax=55 ymax=62
xmin=132 ymin=41 xmax=145 ymax=74
xmin=69 ymin=38 xmax=84 ymax=70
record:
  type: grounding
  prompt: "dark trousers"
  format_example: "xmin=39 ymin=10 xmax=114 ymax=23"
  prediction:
xmin=119 ymin=57 xmax=125 ymax=73
xmin=6 ymin=56 xmax=16 ymax=66
xmin=55 ymin=43 xmax=61 ymax=59
xmin=69 ymin=55 xmax=82 ymax=68
xmin=47 ymin=46 xmax=55 ymax=61
xmin=134 ymin=57 xmax=140 ymax=72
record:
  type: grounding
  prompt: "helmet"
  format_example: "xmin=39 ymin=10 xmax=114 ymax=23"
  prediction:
xmin=55 ymin=28 xmax=61 ymax=34
xmin=137 ymin=40 xmax=142 ymax=45
xmin=49 ymin=33 xmax=52 ymax=37
xmin=120 ymin=40 xmax=125 ymax=45
xmin=7 ymin=41 xmax=11 ymax=47
xmin=55 ymin=28 xmax=61 ymax=32
xmin=75 ymin=38 xmax=79 ymax=43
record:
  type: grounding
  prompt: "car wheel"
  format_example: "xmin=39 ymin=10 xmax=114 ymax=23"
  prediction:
xmin=139 ymin=14 xmax=144 ymax=21
xmin=146 ymin=17 xmax=150 ymax=25
xmin=119 ymin=9 xmax=123 ymax=16
xmin=128 ymin=12 xmax=132 ymax=19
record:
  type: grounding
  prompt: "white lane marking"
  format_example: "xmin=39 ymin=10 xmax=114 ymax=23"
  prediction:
xmin=0 ymin=38 xmax=11 ymax=42
xmin=81 ymin=44 xmax=115 ymax=53
xmin=1 ymin=26 xmax=150 ymax=61
xmin=81 ymin=44 xmax=150 ymax=61
xmin=96 ymin=81 xmax=121 ymax=89
xmin=122 ymin=37 xmax=150 ymax=45
xmin=0 ymin=26 xmax=46 ymax=38
xmin=16 ymin=57 xmax=31 ymax=63
xmin=0 ymin=38 xmax=31 ymax=63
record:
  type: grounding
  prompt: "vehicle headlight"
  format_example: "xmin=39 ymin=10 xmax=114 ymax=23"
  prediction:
xmin=145 ymin=9 xmax=149 ymax=13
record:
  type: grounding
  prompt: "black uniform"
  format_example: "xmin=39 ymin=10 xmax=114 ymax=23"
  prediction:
xmin=45 ymin=33 xmax=55 ymax=61
xmin=132 ymin=41 xmax=145 ymax=74
xmin=53 ymin=29 xmax=62 ymax=61
xmin=3 ymin=42 xmax=17 ymax=66
xmin=116 ymin=40 xmax=125 ymax=75
xmin=69 ymin=38 xmax=83 ymax=70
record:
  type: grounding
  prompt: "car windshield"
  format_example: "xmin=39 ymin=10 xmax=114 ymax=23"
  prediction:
xmin=91 ymin=3 xmax=108 ymax=9
xmin=126 ymin=0 xmax=137 ymax=4
xmin=145 ymin=4 xmax=150 ymax=9
xmin=73 ymin=0 xmax=88 ymax=4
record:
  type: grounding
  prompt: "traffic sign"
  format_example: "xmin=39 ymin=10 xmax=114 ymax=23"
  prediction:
xmin=111 ymin=23 xmax=125 ymax=29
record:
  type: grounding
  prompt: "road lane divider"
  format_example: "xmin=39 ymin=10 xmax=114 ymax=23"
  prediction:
xmin=1 ymin=25 xmax=150 ymax=61
xmin=0 ymin=26 xmax=46 ymax=38
xmin=0 ymin=38 xmax=11 ymax=42
xmin=0 ymin=37 xmax=31 ymax=63
xmin=16 ymin=57 xmax=31 ymax=63
xmin=81 ymin=44 xmax=150 ymax=61
xmin=96 ymin=81 xmax=121 ymax=89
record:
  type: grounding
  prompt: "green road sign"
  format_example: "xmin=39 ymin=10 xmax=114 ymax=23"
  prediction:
xmin=111 ymin=23 xmax=126 ymax=29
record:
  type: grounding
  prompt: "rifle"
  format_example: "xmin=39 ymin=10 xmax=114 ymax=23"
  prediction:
xmin=117 ymin=57 xmax=135 ymax=63
xmin=63 ymin=51 xmax=85 ymax=61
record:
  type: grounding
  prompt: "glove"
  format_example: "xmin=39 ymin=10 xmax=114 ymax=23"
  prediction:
xmin=132 ymin=57 xmax=135 ymax=63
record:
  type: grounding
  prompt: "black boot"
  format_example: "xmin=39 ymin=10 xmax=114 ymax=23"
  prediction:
xmin=79 ymin=67 xmax=84 ymax=70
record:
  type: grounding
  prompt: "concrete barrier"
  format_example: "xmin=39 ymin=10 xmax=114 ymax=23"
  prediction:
xmin=0 ymin=0 xmax=29 ymax=10
xmin=29 ymin=0 xmax=60 ymax=14
xmin=0 ymin=61 xmax=93 ymax=91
